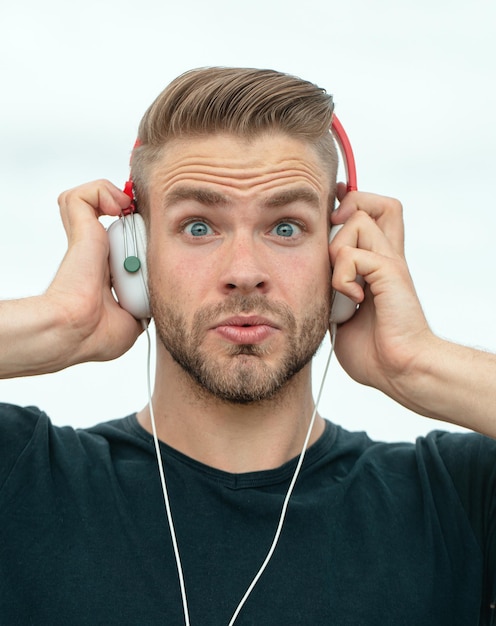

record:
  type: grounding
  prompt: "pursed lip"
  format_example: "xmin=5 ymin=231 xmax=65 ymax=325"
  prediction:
xmin=210 ymin=315 xmax=281 ymax=344
xmin=211 ymin=315 xmax=280 ymax=329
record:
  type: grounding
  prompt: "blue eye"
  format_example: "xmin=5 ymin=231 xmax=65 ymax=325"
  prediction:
xmin=272 ymin=222 xmax=301 ymax=238
xmin=185 ymin=221 xmax=213 ymax=237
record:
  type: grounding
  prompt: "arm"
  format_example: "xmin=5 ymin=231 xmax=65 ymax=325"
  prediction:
xmin=330 ymin=186 xmax=496 ymax=439
xmin=0 ymin=180 xmax=142 ymax=379
xmin=394 ymin=337 xmax=496 ymax=437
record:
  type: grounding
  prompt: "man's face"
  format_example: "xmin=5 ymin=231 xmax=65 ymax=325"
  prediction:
xmin=147 ymin=133 xmax=333 ymax=404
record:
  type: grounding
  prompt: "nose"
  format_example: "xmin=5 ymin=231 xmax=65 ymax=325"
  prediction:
xmin=218 ymin=232 xmax=270 ymax=295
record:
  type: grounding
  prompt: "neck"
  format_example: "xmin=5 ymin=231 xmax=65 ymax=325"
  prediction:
xmin=137 ymin=349 xmax=325 ymax=473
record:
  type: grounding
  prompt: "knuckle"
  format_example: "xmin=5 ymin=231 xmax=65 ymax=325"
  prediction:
xmin=332 ymin=244 xmax=355 ymax=273
xmin=93 ymin=178 xmax=111 ymax=189
xmin=386 ymin=196 xmax=403 ymax=217
xmin=354 ymin=209 xmax=371 ymax=223
xmin=57 ymin=189 xmax=69 ymax=208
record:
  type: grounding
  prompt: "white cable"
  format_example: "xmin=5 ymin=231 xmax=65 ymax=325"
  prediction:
xmin=143 ymin=320 xmax=337 ymax=626
xmin=227 ymin=323 xmax=337 ymax=625
xmin=142 ymin=320 xmax=191 ymax=626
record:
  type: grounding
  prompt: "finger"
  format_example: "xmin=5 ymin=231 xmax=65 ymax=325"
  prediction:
xmin=331 ymin=191 xmax=404 ymax=257
xmin=58 ymin=180 xmax=132 ymax=235
xmin=329 ymin=210 xmax=404 ymax=267
xmin=336 ymin=181 xmax=348 ymax=203
xmin=331 ymin=245 xmax=367 ymax=303
xmin=333 ymin=190 xmax=402 ymax=222
xmin=331 ymin=245 xmax=411 ymax=307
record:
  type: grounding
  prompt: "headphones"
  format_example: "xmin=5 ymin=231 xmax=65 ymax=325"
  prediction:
xmin=107 ymin=116 xmax=360 ymax=323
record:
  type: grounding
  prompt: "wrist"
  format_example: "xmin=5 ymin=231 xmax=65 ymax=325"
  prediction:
xmin=384 ymin=333 xmax=448 ymax=417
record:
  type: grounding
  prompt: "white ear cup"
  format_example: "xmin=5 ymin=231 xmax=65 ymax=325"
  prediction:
xmin=329 ymin=224 xmax=364 ymax=324
xmin=107 ymin=214 xmax=151 ymax=320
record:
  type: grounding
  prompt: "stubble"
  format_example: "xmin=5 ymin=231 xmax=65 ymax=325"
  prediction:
xmin=151 ymin=292 xmax=330 ymax=405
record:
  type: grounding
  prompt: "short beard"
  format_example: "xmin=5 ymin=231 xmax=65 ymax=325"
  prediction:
xmin=151 ymin=292 xmax=330 ymax=405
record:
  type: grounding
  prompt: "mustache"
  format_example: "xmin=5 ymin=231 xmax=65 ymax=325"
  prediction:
xmin=192 ymin=295 xmax=296 ymax=327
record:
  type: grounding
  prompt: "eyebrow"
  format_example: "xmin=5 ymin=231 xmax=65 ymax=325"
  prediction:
xmin=261 ymin=188 xmax=321 ymax=212
xmin=163 ymin=186 xmax=231 ymax=210
xmin=162 ymin=185 xmax=321 ymax=212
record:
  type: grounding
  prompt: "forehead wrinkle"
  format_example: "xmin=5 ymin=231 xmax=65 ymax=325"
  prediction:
xmin=155 ymin=150 xmax=326 ymax=188
xmin=159 ymin=168 xmax=327 ymax=201
xmin=153 ymin=142 xmax=330 ymax=215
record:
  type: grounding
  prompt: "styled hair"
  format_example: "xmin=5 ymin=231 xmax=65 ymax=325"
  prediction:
xmin=131 ymin=67 xmax=338 ymax=214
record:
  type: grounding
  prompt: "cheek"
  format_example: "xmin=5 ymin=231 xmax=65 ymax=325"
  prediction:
xmin=148 ymin=246 xmax=209 ymax=311
xmin=279 ymin=249 xmax=331 ymax=302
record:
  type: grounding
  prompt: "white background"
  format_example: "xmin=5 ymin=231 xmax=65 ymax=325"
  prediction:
xmin=1 ymin=0 xmax=495 ymax=442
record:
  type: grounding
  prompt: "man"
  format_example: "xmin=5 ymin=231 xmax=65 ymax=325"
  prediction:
xmin=0 ymin=67 xmax=494 ymax=625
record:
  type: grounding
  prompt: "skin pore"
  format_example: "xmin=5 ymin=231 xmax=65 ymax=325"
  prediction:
xmin=137 ymin=132 xmax=334 ymax=472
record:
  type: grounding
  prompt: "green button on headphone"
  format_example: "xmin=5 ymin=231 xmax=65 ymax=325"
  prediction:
xmin=123 ymin=255 xmax=141 ymax=273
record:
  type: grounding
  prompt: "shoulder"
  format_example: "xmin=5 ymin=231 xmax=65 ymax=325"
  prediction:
xmin=0 ymin=403 xmax=51 ymax=490
xmin=333 ymin=423 xmax=495 ymax=475
xmin=351 ymin=427 xmax=495 ymax=548
xmin=414 ymin=429 xmax=496 ymax=495
xmin=416 ymin=430 xmax=496 ymax=522
xmin=330 ymin=424 xmax=495 ymax=504
xmin=0 ymin=403 xmax=145 ymax=490
xmin=0 ymin=403 xmax=48 ymax=463
xmin=0 ymin=401 xmax=46 ymax=428
xmin=331 ymin=423 xmax=495 ymax=536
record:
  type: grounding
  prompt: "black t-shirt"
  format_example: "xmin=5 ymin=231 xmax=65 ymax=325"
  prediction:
xmin=0 ymin=403 xmax=495 ymax=625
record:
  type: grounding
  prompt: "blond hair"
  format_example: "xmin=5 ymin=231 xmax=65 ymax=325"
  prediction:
xmin=131 ymin=67 xmax=338 ymax=214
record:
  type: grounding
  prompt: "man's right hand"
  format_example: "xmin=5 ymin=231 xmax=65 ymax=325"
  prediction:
xmin=0 ymin=180 xmax=143 ymax=379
